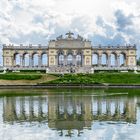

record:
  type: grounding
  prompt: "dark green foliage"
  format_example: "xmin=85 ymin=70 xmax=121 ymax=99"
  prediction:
xmin=20 ymin=70 xmax=46 ymax=73
xmin=0 ymin=74 xmax=42 ymax=80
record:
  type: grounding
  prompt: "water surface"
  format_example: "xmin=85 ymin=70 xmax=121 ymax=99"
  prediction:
xmin=0 ymin=88 xmax=140 ymax=140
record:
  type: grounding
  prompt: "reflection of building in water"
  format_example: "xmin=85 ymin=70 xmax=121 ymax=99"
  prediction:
xmin=3 ymin=95 xmax=137 ymax=136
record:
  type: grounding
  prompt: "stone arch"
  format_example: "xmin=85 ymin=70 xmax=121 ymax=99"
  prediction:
xmin=120 ymin=52 xmax=126 ymax=66
xmin=41 ymin=53 xmax=48 ymax=66
xmin=101 ymin=53 xmax=108 ymax=66
xmin=75 ymin=50 xmax=83 ymax=55
xmin=58 ymin=52 xmax=64 ymax=66
xmin=32 ymin=53 xmax=39 ymax=67
xmin=14 ymin=53 xmax=20 ymax=66
xmin=23 ymin=53 xmax=30 ymax=67
xmin=57 ymin=49 xmax=64 ymax=55
xmin=76 ymin=53 xmax=82 ymax=66
xmin=66 ymin=50 xmax=74 ymax=55
xmin=92 ymin=52 xmax=99 ymax=65
xmin=110 ymin=52 xmax=117 ymax=66
xmin=67 ymin=53 xmax=73 ymax=66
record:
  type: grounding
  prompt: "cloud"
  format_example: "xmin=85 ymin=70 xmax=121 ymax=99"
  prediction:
xmin=0 ymin=0 xmax=140 ymax=65
xmin=115 ymin=10 xmax=134 ymax=31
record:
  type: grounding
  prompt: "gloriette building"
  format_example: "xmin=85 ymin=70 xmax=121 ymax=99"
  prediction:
xmin=3 ymin=32 xmax=137 ymax=73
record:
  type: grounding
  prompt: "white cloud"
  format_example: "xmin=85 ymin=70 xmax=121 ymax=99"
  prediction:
xmin=0 ymin=0 xmax=140 ymax=65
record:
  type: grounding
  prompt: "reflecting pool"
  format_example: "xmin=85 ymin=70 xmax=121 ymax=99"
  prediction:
xmin=0 ymin=88 xmax=140 ymax=140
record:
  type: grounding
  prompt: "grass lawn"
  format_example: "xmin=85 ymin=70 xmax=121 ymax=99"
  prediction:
xmin=0 ymin=73 xmax=58 ymax=85
xmin=0 ymin=72 xmax=140 ymax=85
xmin=43 ymin=73 xmax=140 ymax=84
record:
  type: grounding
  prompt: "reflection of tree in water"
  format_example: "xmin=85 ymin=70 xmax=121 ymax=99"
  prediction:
xmin=3 ymin=94 xmax=137 ymax=137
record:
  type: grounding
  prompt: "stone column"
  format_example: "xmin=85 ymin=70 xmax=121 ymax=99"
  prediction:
xmin=73 ymin=55 xmax=76 ymax=66
xmin=115 ymin=56 xmax=118 ymax=67
xmin=55 ymin=55 xmax=57 ymax=66
xmin=107 ymin=55 xmax=111 ymax=67
xmin=29 ymin=55 xmax=32 ymax=67
xmin=64 ymin=55 xmax=67 ymax=66
xmin=38 ymin=55 xmax=41 ymax=67
xmin=117 ymin=55 xmax=120 ymax=67
xmin=124 ymin=56 xmax=127 ymax=66
xmin=82 ymin=55 xmax=85 ymax=66
xmin=20 ymin=55 xmax=23 ymax=67
xmin=13 ymin=57 xmax=16 ymax=66
xmin=98 ymin=55 xmax=102 ymax=66
xmin=22 ymin=57 xmax=25 ymax=67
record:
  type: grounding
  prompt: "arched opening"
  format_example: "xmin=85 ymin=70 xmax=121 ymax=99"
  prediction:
xmin=110 ymin=53 xmax=117 ymax=66
xmin=58 ymin=54 xmax=64 ymax=66
xmin=67 ymin=54 xmax=73 ymax=66
xmin=120 ymin=53 xmax=126 ymax=66
xmin=92 ymin=53 xmax=98 ymax=65
xmin=33 ymin=53 xmax=39 ymax=67
xmin=23 ymin=53 xmax=29 ymax=67
xmin=42 ymin=53 xmax=48 ymax=66
xmin=101 ymin=53 xmax=108 ymax=66
xmin=76 ymin=54 xmax=82 ymax=66
xmin=14 ymin=53 xmax=20 ymax=66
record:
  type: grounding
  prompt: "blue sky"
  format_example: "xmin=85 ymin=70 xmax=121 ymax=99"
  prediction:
xmin=0 ymin=0 xmax=140 ymax=65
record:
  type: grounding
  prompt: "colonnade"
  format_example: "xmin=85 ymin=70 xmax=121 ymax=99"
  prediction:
xmin=92 ymin=53 xmax=126 ymax=67
xmin=13 ymin=53 xmax=126 ymax=67
xmin=14 ymin=53 xmax=48 ymax=67
xmin=57 ymin=53 xmax=83 ymax=66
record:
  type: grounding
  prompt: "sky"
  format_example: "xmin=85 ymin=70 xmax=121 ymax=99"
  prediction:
xmin=0 ymin=0 xmax=140 ymax=65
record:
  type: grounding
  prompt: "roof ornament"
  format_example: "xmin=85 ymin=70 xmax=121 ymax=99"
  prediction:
xmin=77 ymin=34 xmax=83 ymax=41
xmin=56 ymin=35 xmax=63 ymax=40
xmin=65 ymin=31 xmax=74 ymax=38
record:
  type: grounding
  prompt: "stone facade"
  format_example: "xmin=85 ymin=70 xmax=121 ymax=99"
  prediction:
xmin=3 ymin=32 xmax=137 ymax=73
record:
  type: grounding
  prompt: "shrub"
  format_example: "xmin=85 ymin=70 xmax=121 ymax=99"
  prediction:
xmin=0 ymin=74 xmax=42 ymax=80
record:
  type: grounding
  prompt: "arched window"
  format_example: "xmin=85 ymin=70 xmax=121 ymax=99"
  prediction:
xmin=101 ymin=53 xmax=107 ymax=65
xmin=42 ymin=54 xmax=48 ymax=66
xmin=67 ymin=54 xmax=73 ymax=65
xmin=120 ymin=53 xmax=126 ymax=66
xmin=24 ymin=54 xmax=29 ymax=66
xmin=76 ymin=54 xmax=82 ymax=66
xmin=58 ymin=54 xmax=64 ymax=66
xmin=14 ymin=54 xmax=20 ymax=66
xmin=33 ymin=53 xmax=39 ymax=66
xmin=111 ymin=53 xmax=116 ymax=66
xmin=92 ymin=53 xmax=98 ymax=65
